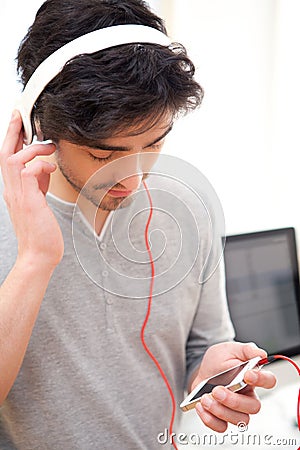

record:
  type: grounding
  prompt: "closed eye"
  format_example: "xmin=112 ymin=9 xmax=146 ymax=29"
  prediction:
xmin=88 ymin=151 xmax=114 ymax=161
xmin=88 ymin=139 xmax=164 ymax=161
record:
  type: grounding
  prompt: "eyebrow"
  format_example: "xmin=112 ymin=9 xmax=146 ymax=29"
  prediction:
xmin=93 ymin=124 xmax=173 ymax=152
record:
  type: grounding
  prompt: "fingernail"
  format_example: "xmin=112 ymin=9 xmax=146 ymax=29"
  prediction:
xmin=201 ymin=395 xmax=213 ymax=409
xmin=213 ymin=387 xmax=227 ymax=401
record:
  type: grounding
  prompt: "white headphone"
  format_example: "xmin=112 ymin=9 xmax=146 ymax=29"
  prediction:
xmin=16 ymin=24 xmax=172 ymax=145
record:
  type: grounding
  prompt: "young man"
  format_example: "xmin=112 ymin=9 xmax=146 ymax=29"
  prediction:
xmin=0 ymin=1 xmax=275 ymax=448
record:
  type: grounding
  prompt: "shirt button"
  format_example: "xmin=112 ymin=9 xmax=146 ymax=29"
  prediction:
xmin=106 ymin=298 xmax=113 ymax=305
xmin=102 ymin=270 xmax=109 ymax=277
xmin=100 ymin=242 xmax=107 ymax=250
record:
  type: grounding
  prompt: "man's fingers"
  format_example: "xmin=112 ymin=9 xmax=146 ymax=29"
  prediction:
xmin=199 ymin=393 xmax=251 ymax=427
xmin=21 ymin=160 xmax=57 ymax=196
xmin=211 ymin=386 xmax=261 ymax=414
xmin=0 ymin=110 xmax=24 ymax=160
xmin=8 ymin=142 xmax=56 ymax=167
xmin=1 ymin=110 xmax=25 ymax=191
xmin=196 ymin=402 xmax=228 ymax=433
xmin=244 ymin=369 xmax=277 ymax=389
xmin=239 ymin=342 xmax=267 ymax=362
xmin=3 ymin=143 xmax=56 ymax=193
xmin=16 ymin=125 xmax=25 ymax=154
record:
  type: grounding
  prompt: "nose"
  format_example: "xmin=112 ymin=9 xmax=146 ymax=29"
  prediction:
xmin=114 ymin=152 xmax=143 ymax=192
xmin=120 ymin=173 xmax=143 ymax=192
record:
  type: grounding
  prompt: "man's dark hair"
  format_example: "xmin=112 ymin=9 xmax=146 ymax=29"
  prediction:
xmin=17 ymin=0 xmax=204 ymax=145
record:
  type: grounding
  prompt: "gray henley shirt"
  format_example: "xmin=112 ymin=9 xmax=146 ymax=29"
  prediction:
xmin=0 ymin=173 xmax=234 ymax=449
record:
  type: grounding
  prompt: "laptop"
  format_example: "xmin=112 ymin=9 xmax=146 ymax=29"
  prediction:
xmin=223 ymin=227 xmax=300 ymax=357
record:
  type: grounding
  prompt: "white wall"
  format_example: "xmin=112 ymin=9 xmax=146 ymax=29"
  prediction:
xmin=159 ymin=0 xmax=300 ymax=246
xmin=0 ymin=0 xmax=45 ymax=126
xmin=1 ymin=0 xmax=299 ymax=249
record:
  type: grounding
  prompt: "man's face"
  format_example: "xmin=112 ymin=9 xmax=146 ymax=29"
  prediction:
xmin=55 ymin=115 xmax=173 ymax=211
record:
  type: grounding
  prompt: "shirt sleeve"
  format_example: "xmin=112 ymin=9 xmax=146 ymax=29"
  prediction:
xmin=185 ymin=253 xmax=236 ymax=388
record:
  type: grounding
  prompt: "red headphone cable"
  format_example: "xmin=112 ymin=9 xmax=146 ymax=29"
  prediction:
xmin=141 ymin=181 xmax=178 ymax=450
xmin=141 ymin=182 xmax=300 ymax=443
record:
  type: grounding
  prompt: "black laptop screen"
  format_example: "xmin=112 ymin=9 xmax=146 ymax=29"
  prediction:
xmin=223 ymin=228 xmax=300 ymax=356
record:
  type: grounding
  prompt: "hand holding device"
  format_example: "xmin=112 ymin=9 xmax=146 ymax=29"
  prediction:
xmin=182 ymin=344 xmax=299 ymax=433
xmin=180 ymin=356 xmax=262 ymax=412
xmin=185 ymin=342 xmax=277 ymax=433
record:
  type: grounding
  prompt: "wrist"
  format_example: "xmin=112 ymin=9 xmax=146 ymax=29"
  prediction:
xmin=15 ymin=253 xmax=59 ymax=278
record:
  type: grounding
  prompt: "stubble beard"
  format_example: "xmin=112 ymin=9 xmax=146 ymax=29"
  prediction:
xmin=56 ymin=157 xmax=135 ymax=211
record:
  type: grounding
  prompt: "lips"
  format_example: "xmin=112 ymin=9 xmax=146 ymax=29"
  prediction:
xmin=107 ymin=189 xmax=133 ymax=198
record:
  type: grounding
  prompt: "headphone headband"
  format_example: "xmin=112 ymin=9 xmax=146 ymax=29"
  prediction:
xmin=17 ymin=24 xmax=172 ymax=145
